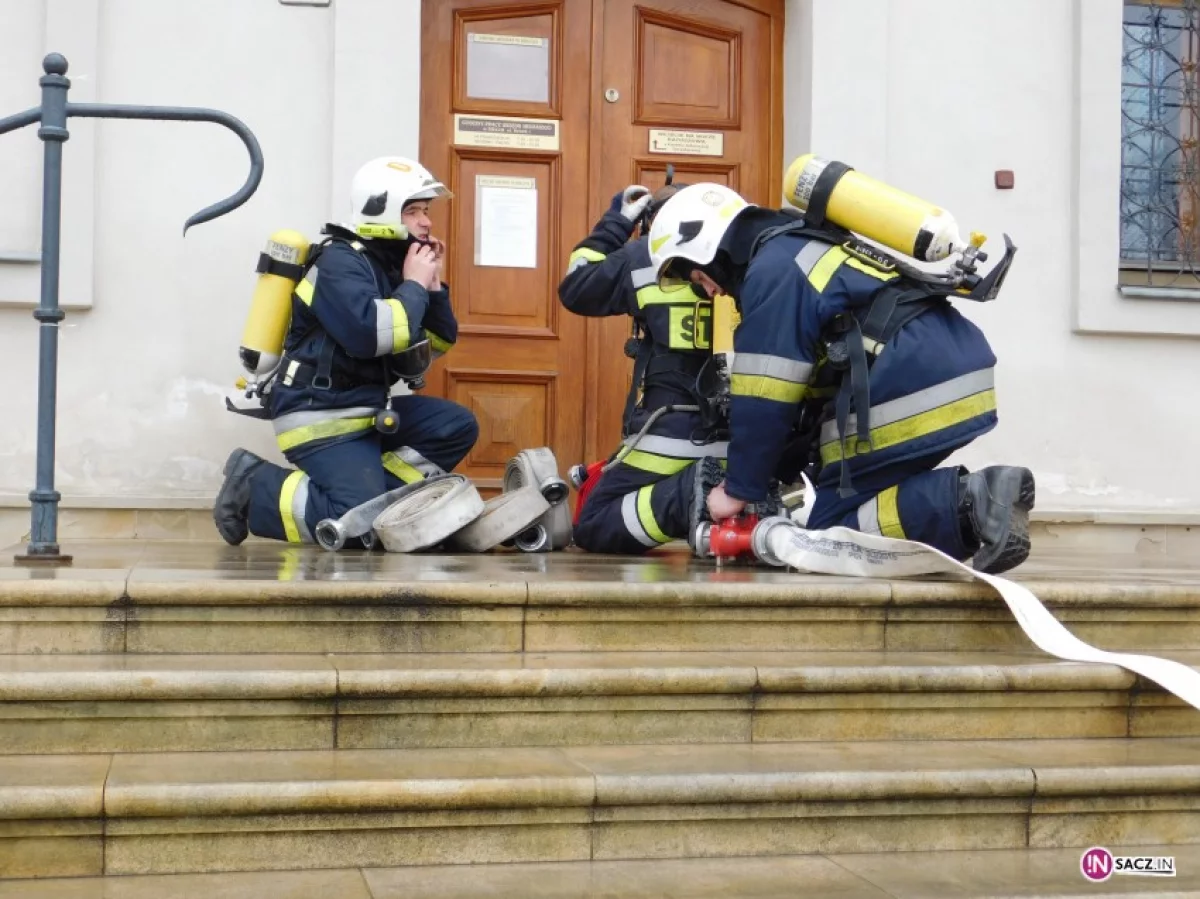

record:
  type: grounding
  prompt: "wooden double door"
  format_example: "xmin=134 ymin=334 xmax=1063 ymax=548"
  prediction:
xmin=419 ymin=0 xmax=784 ymax=493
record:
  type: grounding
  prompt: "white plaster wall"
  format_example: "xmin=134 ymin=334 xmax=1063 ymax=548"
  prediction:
xmin=1 ymin=0 xmax=1196 ymax=521
xmin=786 ymin=0 xmax=1200 ymax=516
xmin=0 ymin=0 xmax=422 ymax=507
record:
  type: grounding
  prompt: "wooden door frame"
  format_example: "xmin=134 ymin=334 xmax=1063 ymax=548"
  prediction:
xmin=581 ymin=0 xmax=786 ymax=462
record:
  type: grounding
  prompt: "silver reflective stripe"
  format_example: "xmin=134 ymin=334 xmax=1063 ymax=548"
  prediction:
xmin=395 ymin=446 xmax=445 ymax=477
xmin=304 ymin=267 xmax=319 ymax=288
xmin=856 ymin=496 xmax=881 ymax=536
xmin=292 ymin=476 xmax=314 ymax=543
xmin=272 ymin=406 xmax=378 ymax=437
xmin=630 ymin=265 xmax=657 ymax=289
xmin=566 ymin=255 xmax=589 ymax=277
xmin=374 ymin=298 xmax=395 ymax=356
xmin=621 ymin=435 xmax=728 ymax=459
xmin=620 ymin=491 xmax=658 ymax=547
xmin=282 ymin=359 xmax=300 ymax=387
xmin=820 ymin=367 xmax=996 ymax=446
xmin=794 ymin=240 xmax=833 ymax=276
xmin=732 ymin=353 xmax=813 ymax=384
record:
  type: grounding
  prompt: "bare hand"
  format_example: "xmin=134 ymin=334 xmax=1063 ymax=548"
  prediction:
xmin=403 ymin=242 xmax=439 ymax=289
xmin=706 ymin=481 xmax=747 ymax=521
xmin=427 ymin=237 xmax=446 ymax=291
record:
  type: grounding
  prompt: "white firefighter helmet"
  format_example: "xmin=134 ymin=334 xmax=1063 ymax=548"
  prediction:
xmin=647 ymin=183 xmax=754 ymax=291
xmin=350 ymin=156 xmax=453 ymax=239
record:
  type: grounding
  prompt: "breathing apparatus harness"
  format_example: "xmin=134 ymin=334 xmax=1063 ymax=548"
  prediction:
xmin=745 ymin=163 xmax=1017 ymax=496
xmin=226 ymin=224 xmax=435 ymax=436
xmin=610 ymin=166 xmax=731 ymax=471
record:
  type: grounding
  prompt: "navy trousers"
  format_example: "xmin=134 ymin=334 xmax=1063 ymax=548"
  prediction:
xmin=573 ymin=460 xmax=703 ymax=554
xmin=246 ymin=395 xmax=478 ymax=543
xmin=807 ymin=449 xmax=970 ymax=560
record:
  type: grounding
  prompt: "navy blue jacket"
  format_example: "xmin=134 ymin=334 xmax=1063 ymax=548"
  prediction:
xmin=559 ymin=208 xmax=725 ymax=473
xmin=725 ymin=231 xmax=998 ymax=502
xmin=268 ymin=229 xmax=457 ymax=457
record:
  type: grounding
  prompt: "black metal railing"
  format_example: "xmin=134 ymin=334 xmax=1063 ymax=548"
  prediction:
xmin=0 ymin=53 xmax=263 ymax=563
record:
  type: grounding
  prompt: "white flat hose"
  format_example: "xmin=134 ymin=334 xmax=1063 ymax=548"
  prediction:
xmin=446 ymin=487 xmax=550 ymax=552
xmin=373 ymin=475 xmax=484 ymax=553
xmin=754 ymin=517 xmax=1200 ymax=713
xmin=504 ymin=448 xmax=573 ymax=551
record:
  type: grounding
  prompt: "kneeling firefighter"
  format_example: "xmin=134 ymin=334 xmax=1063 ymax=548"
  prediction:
xmin=214 ymin=156 xmax=479 ymax=546
xmin=647 ymin=161 xmax=1033 ymax=574
xmin=558 ymin=172 xmax=793 ymax=554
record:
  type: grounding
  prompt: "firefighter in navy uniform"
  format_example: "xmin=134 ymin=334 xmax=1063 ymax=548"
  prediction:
xmin=558 ymin=179 xmax=774 ymax=554
xmin=647 ymin=182 xmax=1034 ymax=574
xmin=213 ymin=157 xmax=479 ymax=546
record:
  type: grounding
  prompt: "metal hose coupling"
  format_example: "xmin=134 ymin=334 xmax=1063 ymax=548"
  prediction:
xmin=750 ymin=516 xmax=801 ymax=568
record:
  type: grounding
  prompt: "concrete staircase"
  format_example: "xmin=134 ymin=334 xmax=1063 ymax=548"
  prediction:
xmin=0 ymin=540 xmax=1198 ymax=895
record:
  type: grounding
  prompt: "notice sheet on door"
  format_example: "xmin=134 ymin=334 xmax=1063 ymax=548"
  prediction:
xmin=474 ymin=175 xmax=538 ymax=269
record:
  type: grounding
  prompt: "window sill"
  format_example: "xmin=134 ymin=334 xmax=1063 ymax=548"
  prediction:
xmin=1118 ymin=285 xmax=1200 ymax=303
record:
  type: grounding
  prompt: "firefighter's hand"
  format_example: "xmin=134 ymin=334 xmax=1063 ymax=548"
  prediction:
xmin=427 ymin=237 xmax=446 ymax=291
xmin=404 ymin=242 xmax=439 ymax=289
xmin=611 ymin=185 xmax=651 ymax=222
xmin=707 ymin=481 xmax=747 ymax=521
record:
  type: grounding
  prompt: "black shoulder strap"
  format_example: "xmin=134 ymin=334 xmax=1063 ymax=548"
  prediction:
xmin=621 ymin=326 xmax=654 ymax=437
xmin=749 ymin=213 xmax=853 ymax=262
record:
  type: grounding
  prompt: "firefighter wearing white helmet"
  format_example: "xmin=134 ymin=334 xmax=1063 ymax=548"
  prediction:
xmin=350 ymin=156 xmax=453 ymax=240
xmin=213 ymin=155 xmax=478 ymax=547
xmin=556 ymin=172 xmax=761 ymax=556
xmin=647 ymin=180 xmax=1036 ymax=575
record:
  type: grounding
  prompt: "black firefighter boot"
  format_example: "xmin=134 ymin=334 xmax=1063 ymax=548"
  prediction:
xmin=958 ymin=466 xmax=1036 ymax=574
xmin=213 ymin=448 xmax=267 ymax=546
xmin=687 ymin=456 xmax=728 ymax=552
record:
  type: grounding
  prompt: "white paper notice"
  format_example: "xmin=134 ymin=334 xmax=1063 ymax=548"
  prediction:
xmin=475 ymin=175 xmax=538 ymax=269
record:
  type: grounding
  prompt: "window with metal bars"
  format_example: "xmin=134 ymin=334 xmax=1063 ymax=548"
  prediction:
xmin=1121 ymin=0 xmax=1200 ymax=293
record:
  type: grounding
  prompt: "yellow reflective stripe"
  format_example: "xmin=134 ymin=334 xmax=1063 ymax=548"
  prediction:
xmin=821 ymin=389 xmax=997 ymax=465
xmin=807 ymin=246 xmax=848 ymax=292
xmin=382 ymin=451 xmax=425 ymax=484
xmin=428 ymin=332 xmax=453 ymax=355
xmin=278 ymin=471 xmax=306 ymax=544
xmin=877 ymin=486 xmax=906 ymax=539
xmin=730 ymin=374 xmax=808 ymax=404
xmin=667 ymin=303 xmax=712 ymax=349
xmin=295 ymin=277 xmax=314 ymax=306
xmin=636 ymin=485 xmax=670 ymax=544
xmin=569 ymin=247 xmax=606 ymax=265
xmin=276 ymin=416 xmax=374 ymax=452
xmin=636 ymin=285 xmax=685 ymax=307
xmin=620 ymin=450 xmax=694 ymax=476
xmin=846 ymin=257 xmax=900 ymax=281
xmin=386 ymin=298 xmax=410 ymax=353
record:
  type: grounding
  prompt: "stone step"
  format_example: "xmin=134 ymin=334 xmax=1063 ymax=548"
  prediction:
xmin=3 ymin=562 xmax=1199 ymax=656
xmin=1 ymin=651 xmax=1197 ymax=754
xmin=1 ymin=845 xmax=1193 ymax=897
xmin=2 ymin=737 xmax=1198 ymax=879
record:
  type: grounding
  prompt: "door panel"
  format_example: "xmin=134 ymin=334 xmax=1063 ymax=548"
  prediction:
xmin=421 ymin=0 xmax=590 ymax=493
xmin=587 ymin=0 xmax=781 ymax=460
xmin=422 ymin=0 xmax=782 ymax=485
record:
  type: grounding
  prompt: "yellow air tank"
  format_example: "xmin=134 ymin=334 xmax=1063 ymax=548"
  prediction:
xmin=783 ymin=154 xmax=966 ymax=263
xmin=240 ymin=229 xmax=310 ymax=379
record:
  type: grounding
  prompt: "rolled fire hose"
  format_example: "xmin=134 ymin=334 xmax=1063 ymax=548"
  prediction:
xmin=504 ymin=448 xmax=573 ymax=551
xmin=445 ymin=487 xmax=551 ymax=553
xmin=747 ymin=517 xmax=1200 ymax=713
xmin=373 ymin=474 xmax=484 ymax=553
xmin=314 ymin=479 xmax=437 ymax=552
